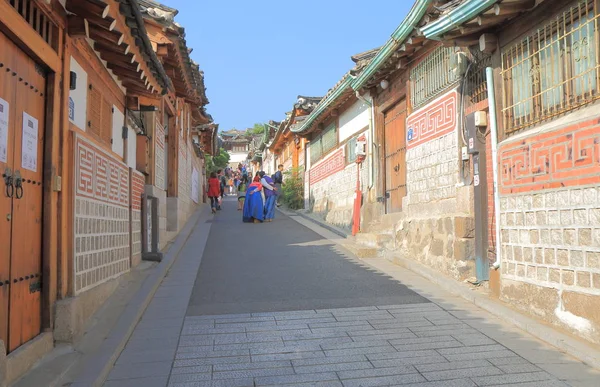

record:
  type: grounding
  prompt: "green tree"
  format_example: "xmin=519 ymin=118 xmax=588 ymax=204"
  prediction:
xmin=280 ymin=167 xmax=304 ymax=210
xmin=206 ymin=147 xmax=230 ymax=173
xmin=249 ymin=123 xmax=265 ymax=135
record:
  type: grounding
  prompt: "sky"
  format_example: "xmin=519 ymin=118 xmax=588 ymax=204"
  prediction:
xmin=161 ymin=0 xmax=412 ymax=131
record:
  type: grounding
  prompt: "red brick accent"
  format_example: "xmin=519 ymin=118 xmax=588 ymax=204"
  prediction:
xmin=131 ymin=170 xmax=145 ymax=211
xmin=499 ymin=117 xmax=600 ymax=194
xmin=310 ymin=149 xmax=344 ymax=184
xmin=486 ymin=133 xmax=496 ymax=262
xmin=75 ymin=135 xmax=129 ymax=208
xmin=407 ymin=90 xmax=457 ymax=149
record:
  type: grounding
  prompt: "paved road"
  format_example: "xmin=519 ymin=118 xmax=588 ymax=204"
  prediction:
xmin=103 ymin=198 xmax=600 ymax=387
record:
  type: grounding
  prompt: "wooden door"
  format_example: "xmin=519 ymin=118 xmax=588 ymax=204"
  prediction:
xmin=383 ymin=100 xmax=407 ymax=213
xmin=0 ymin=32 xmax=45 ymax=353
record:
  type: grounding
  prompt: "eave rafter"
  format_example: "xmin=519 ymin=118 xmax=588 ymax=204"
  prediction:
xmin=66 ymin=0 xmax=168 ymax=98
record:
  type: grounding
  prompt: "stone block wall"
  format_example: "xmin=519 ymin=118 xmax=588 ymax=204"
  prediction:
xmin=74 ymin=135 xmax=131 ymax=294
xmin=309 ymin=146 xmax=368 ymax=230
xmin=387 ymin=88 xmax=474 ymax=280
xmin=498 ymin=116 xmax=600 ymax=344
xmin=131 ymin=170 xmax=144 ymax=267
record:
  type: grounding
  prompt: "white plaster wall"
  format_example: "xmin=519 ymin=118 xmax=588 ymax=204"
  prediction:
xmin=228 ymin=151 xmax=247 ymax=165
xmin=69 ymin=57 xmax=88 ymax=131
xmin=126 ymin=127 xmax=136 ymax=169
xmin=339 ymin=94 xmax=370 ymax=143
xmin=112 ymin=106 xmax=124 ymax=157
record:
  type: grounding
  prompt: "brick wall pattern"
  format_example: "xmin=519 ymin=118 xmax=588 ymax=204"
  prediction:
xmin=406 ymin=90 xmax=457 ymax=149
xmin=309 ymin=149 xmax=345 ymax=184
xmin=155 ymin=119 xmax=165 ymax=190
xmin=74 ymin=135 xmax=131 ymax=294
xmin=499 ymin=118 xmax=600 ymax=194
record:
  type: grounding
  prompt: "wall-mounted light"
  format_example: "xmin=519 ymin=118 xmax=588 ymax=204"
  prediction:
xmin=139 ymin=105 xmax=159 ymax=112
xmin=380 ymin=80 xmax=389 ymax=90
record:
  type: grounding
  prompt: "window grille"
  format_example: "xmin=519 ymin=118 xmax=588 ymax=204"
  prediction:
xmin=466 ymin=50 xmax=493 ymax=105
xmin=346 ymin=137 xmax=357 ymax=164
xmin=8 ymin=0 xmax=59 ymax=51
xmin=410 ymin=46 xmax=460 ymax=108
xmin=310 ymin=138 xmax=322 ymax=165
xmin=501 ymin=0 xmax=600 ymax=134
xmin=321 ymin=123 xmax=337 ymax=154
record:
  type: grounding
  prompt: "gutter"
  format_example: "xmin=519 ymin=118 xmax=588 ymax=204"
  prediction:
xmin=351 ymin=0 xmax=432 ymax=91
xmin=420 ymin=0 xmax=499 ymax=39
xmin=486 ymin=67 xmax=502 ymax=270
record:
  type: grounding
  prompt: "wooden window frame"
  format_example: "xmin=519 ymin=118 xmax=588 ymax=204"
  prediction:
xmin=86 ymin=82 xmax=113 ymax=146
xmin=501 ymin=0 xmax=600 ymax=134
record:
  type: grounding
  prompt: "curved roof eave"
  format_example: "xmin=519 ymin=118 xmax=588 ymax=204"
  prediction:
xmin=420 ymin=0 xmax=499 ymax=39
xmin=350 ymin=0 xmax=432 ymax=92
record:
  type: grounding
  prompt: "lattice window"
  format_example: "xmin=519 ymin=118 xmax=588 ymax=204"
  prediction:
xmin=346 ymin=137 xmax=357 ymax=164
xmin=321 ymin=123 xmax=337 ymax=155
xmin=410 ymin=46 xmax=460 ymax=108
xmin=501 ymin=0 xmax=600 ymax=134
xmin=8 ymin=0 xmax=59 ymax=51
xmin=310 ymin=138 xmax=322 ymax=165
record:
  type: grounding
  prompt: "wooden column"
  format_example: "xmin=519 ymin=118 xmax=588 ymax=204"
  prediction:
xmin=167 ymin=111 xmax=179 ymax=197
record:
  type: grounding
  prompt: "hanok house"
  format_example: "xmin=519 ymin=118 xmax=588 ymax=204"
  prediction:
xmin=269 ymin=96 xmax=321 ymax=180
xmin=260 ymin=120 xmax=279 ymax=176
xmin=343 ymin=0 xmax=600 ymax=346
xmin=221 ymin=128 xmax=251 ymax=167
xmin=0 ymin=0 xmax=214 ymax=382
xmin=291 ymin=51 xmax=377 ymax=232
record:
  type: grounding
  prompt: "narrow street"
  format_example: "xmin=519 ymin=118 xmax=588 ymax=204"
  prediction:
xmin=101 ymin=199 xmax=599 ymax=387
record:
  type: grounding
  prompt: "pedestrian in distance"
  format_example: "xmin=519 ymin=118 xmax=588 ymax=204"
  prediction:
xmin=243 ymin=174 xmax=264 ymax=223
xmin=273 ymin=164 xmax=284 ymax=207
xmin=207 ymin=172 xmax=221 ymax=214
xmin=237 ymin=175 xmax=248 ymax=211
xmin=259 ymin=171 xmax=277 ymax=222
xmin=228 ymin=176 xmax=234 ymax=195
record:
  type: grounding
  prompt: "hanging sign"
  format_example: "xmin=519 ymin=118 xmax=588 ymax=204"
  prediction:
xmin=0 ymin=98 xmax=9 ymax=163
xmin=22 ymin=112 xmax=39 ymax=172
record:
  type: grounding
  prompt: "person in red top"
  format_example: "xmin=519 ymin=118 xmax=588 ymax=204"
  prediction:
xmin=207 ymin=172 xmax=221 ymax=214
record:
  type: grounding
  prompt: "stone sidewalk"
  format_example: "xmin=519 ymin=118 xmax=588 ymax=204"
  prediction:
xmin=100 ymin=202 xmax=600 ymax=387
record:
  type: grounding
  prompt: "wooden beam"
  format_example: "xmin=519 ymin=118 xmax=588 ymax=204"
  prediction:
xmin=97 ymin=51 xmax=138 ymax=69
xmin=107 ymin=63 xmax=143 ymax=80
xmin=126 ymin=96 xmax=140 ymax=111
xmin=477 ymin=14 xmax=508 ymax=27
xmin=479 ymin=33 xmax=498 ymax=54
xmin=67 ymin=2 xmax=116 ymax=31
xmin=0 ymin=0 xmax=60 ymax=72
xmin=89 ymin=25 xmax=124 ymax=46
xmin=67 ymin=15 xmax=89 ymax=38
xmin=93 ymin=40 xmax=129 ymax=56
xmin=494 ymin=0 xmax=536 ymax=16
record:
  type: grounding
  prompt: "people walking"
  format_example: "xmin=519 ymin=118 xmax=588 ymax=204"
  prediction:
xmin=228 ymin=176 xmax=234 ymax=195
xmin=237 ymin=175 xmax=248 ymax=211
xmin=273 ymin=164 xmax=284 ymax=207
xmin=207 ymin=172 xmax=221 ymax=214
xmin=260 ymin=171 xmax=277 ymax=222
xmin=243 ymin=175 xmax=264 ymax=223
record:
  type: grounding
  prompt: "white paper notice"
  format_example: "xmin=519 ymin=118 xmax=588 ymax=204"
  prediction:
xmin=0 ymin=98 xmax=9 ymax=163
xmin=21 ymin=112 xmax=38 ymax=172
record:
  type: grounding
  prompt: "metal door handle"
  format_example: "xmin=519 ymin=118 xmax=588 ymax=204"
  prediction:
xmin=14 ymin=170 xmax=23 ymax=199
xmin=3 ymin=168 xmax=13 ymax=198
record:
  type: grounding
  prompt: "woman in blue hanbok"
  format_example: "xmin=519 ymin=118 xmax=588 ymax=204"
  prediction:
xmin=243 ymin=175 xmax=265 ymax=223
xmin=259 ymin=171 xmax=277 ymax=222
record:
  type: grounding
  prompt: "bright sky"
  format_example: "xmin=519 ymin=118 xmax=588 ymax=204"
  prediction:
xmin=162 ymin=0 xmax=412 ymax=131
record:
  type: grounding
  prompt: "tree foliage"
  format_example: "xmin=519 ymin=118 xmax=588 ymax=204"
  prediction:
xmin=281 ymin=167 xmax=304 ymax=210
xmin=206 ymin=147 xmax=230 ymax=173
xmin=249 ymin=123 xmax=266 ymax=135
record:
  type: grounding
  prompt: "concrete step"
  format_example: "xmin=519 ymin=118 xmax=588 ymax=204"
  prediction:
xmin=355 ymin=232 xmax=393 ymax=248
xmin=340 ymin=241 xmax=379 ymax=259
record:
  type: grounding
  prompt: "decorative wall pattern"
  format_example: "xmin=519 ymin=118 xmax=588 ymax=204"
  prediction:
xmin=309 ymin=149 xmax=345 ymax=184
xmin=500 ymin=119 xmax=600 ymax=194
xmin=406 ymin=90 xmax=457 ymax=150
xmin=131 ymin=170 xmax=144 ymax=262
xmin=74 ymin=135 xmax=130 ymax=294
xmin=154 ymin=118 xmax=165 ymax=190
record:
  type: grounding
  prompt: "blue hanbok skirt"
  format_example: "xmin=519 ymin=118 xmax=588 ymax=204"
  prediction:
xmin=243 ymin=186 xmax=264 ymax=223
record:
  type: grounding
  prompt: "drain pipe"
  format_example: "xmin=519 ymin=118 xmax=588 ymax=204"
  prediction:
xmin=486 ymin=67 xmax=502 ymax=270
xmin=355 ymin=91 xmax=375 ymax=190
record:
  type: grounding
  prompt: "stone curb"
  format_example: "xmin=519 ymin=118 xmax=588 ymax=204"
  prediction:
xmin=290 ymin=212 xmax=600 ymax=371
xmin=70 ymin=206 xmax=207 ymax=387
xmin=278 ymin=207 xmax=349 ymax=239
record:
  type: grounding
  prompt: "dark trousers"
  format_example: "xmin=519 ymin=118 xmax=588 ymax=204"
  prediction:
xmin=209 ymin=196 xmax=218 ymax=209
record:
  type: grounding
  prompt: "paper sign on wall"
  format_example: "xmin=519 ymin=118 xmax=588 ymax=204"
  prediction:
xmin=0 ymin=98 xmax=9 ymax=163
xmin=22 ymin=112 xmax=38 ymax=172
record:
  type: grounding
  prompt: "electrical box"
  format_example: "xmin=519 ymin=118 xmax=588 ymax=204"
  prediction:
xmin=474 ymin=111 xmax=487 ymax=127
xmin=466 ymin=113 xmax=480 ymax=154
xmin=461 ymin=146 xmax=469 ymax=161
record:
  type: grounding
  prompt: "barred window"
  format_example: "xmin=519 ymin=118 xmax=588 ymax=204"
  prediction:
xmin=310 ymin=122 xmax=337 ymax=164
xmin=346 ymin=137 xmax=357 ymax=164
xmin=502 ymin=0 xmax=600 ymax=134
xmin=410 ymin=46 xmax=461 ymax=108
